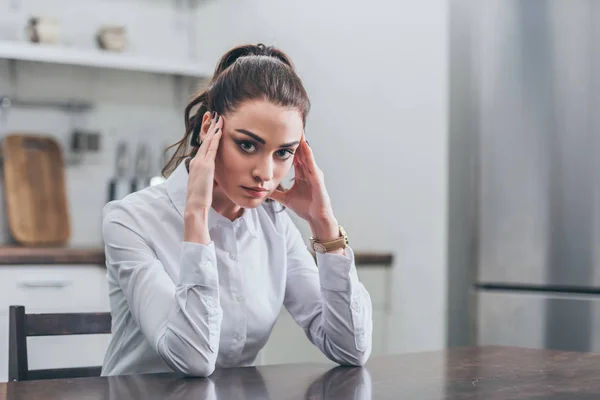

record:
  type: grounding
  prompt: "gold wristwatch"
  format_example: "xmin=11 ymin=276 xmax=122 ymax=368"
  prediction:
xmin=310 ymin=226 xmax=349 ymax=253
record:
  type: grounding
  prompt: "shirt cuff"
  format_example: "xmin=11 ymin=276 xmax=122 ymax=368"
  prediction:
xmin=317 ymin=247 xmax=359 ymax=292
xmin=179 ymin=241 xmax=219 ymax=287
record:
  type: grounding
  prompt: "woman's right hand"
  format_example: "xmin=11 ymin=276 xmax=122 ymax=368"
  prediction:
xmin=184 ymin=112 xmax=223 ymax=244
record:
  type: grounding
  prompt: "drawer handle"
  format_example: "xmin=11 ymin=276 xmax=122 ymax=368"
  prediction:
xmin=18 ymin=280 xmax=72 ymax=289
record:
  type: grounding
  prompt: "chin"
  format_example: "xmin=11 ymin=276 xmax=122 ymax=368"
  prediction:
xmin=234 ymin=196 xmax=267 ymax=209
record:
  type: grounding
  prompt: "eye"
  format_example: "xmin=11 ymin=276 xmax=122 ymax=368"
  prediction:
xmin=238 ymin=141 xmax=257 ymax=153
xmin=275 ymin=149 xmax=294 ymax=160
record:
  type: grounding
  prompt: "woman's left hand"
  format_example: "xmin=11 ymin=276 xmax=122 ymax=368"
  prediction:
xmin=269 ymin=134 xmax=341 ymax=241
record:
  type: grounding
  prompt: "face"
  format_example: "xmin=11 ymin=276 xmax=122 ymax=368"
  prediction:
xmin=200 ymin=99 xmax=303 ymax=209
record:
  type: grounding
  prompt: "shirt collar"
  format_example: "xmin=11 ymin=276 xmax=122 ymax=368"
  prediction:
xmin=166 ymin=160 xmax=258 ymax=237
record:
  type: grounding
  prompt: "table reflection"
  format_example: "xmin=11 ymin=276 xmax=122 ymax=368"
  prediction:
xmin=304 ymin=365 xmax=372 ymax=399
xmin=107 ymin=365 xmax=372 ymax=400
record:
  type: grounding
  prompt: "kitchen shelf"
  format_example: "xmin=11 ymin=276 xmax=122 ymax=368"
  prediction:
xmin=0 ymin=40 xmax=211 ymax=78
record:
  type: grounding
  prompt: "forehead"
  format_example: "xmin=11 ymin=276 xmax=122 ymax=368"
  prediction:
xmin=225 ymin=100 xmax=303 ymax=143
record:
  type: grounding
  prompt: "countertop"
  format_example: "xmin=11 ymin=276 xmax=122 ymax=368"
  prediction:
xmin=3 ymin=346 xmax=600 ymax=399
xmin=0 ymin=247 xmax=105 ymax=265
xmin=0 ymin=246 xmax=393 ymax=267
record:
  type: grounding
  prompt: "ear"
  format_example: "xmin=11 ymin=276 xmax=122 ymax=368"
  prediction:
xmin=199 ymin=111 xmax=213 ymax=143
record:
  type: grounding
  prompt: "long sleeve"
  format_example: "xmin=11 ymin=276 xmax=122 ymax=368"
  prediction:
xmin=102 ymin=205 xmax=223 ymax=377
xmin=282 ymin=213 xmax=373 ymax=366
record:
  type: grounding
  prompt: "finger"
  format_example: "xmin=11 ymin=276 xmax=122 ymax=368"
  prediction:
xmin=205 ymin=127 xmax=222 ymax=160
xmin=268 ymin=188 xmax=287 ymax=204
xmin=214 ymin=114 xmax=224 ymax=135
xmin=300 ymin=136 xmax=318 ymax=173
xmin=295 ymin=138 xmax=313 ymax=176
xmin=196 ymin=130 xmax=212 ymax=157
xmin=293 ymin=154 xmax=306 ymax=179
xmin=207 ymin=112 xmax=218 ymax=136
xmin=293 ymin=139 xmax=311 ymax=174
xmin=294 ymin=135 xmax=308 ymax=164
xmin=209 ymin=112 xmax=223 ymax=148
xmin=198 ymin=112 xmax=218 ymax=156
xmin=293 ymin=148 xmax=303 ymax=167
xmin=208 ymin=113 xmax=224 ymax=138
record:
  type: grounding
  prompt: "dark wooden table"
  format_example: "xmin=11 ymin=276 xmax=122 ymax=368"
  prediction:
xmin=3 ymin=346 xmax=600 ymax=399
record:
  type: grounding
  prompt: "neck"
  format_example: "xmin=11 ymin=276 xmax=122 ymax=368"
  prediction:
xmin=212 ymin=186 xmax=244 ymax=221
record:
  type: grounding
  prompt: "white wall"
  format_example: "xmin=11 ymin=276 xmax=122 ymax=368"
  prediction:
xmin=193 ymin=0 xmax=449 ymax=353
xmin=0 ymin=0 xmax=449 ymax=353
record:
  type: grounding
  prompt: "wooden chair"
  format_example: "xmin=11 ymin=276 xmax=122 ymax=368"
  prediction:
xmin=8 ymin=305 xmax=112 ymax=381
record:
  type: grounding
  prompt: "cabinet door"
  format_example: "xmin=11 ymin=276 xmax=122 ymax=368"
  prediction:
xmin=0 ymin=314 xmax=7 ymax=382
xmin=261 ymin=309 xmax=332 ymax=365
xmin=0 ymin=265 xmax=112 ymax=383
xmin=259 ymin=308 xmax=387 ymax=365
xmin=477 ymin=290 xmax=600 ymax=352
xmin=371 ymin=309 xmax=387 ymax=357
xmin=356 ymin=266 xmax=391 ymax=310
xmin=0 ymin=265 xmax=110 ymax=313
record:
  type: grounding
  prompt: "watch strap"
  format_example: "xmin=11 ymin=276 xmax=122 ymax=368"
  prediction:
xmin=310 ymin=226 xmax=349 ymax=253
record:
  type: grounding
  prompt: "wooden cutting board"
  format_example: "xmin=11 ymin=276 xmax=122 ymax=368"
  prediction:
xmin=2 ymin=134 xmax=70 ymax=246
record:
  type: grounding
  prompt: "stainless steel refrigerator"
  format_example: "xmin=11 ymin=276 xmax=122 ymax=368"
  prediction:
xmin=470 ymin=0 xmax=600 ymax=352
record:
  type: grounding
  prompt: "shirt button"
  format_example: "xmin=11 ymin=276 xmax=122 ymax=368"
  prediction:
xmin=234 ymin=333 xmax=242 ymax=341
xmin=351 ymin=301 xmax=359 ymax=311
xmin=357 ymin=334 xmax=365 ymax=348
xmin=229 ymin=252 xmax=237 ymax=261
xmin=206 ymin=298 xmax=217 ymax=308
xmin=237 ymin=295 xmax=243 ymax=301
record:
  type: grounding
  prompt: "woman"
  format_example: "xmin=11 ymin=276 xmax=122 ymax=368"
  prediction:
xmin=101 ymin=43 xmax=373 ymax=377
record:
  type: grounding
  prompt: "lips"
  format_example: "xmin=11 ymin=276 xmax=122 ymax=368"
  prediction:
xmin=243 ymin=186 xmax=268 ymax=192
xmin=242 ymin=186 xmax=268 ymax=198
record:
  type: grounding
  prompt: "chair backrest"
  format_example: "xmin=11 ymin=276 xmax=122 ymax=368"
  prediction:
xmin=8 ymin=305 xmax=112 ymax=381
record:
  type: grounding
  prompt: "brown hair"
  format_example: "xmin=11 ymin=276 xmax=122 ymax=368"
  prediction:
xmin=162 ymin=43 xmax=311 ymax=177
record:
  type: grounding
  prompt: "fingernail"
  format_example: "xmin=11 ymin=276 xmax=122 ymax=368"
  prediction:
xmin=306 ymin=140 xmax=310 ymax=147
xmin=215 ymin=128 xmax=220 ymax=134
xmin=216 ymin=115 xmax=220 ymax=123
xmin=211 ymin=111 xmax=215 ymax=119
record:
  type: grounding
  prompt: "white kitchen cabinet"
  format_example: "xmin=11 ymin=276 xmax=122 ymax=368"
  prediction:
xmin=258 ymin=265 xmax=391 ymax=365
xmin=258 ymin=308 xmax=389 ymax=366
xmin=0 ymin=264 xmax=111 ymax=382
xmin=259 ymin=308 xmax=334 ymax=366
xmin=0 ymin=316 xmax=7 ymax=382
xmin=0 ymin=265 xmax=110 ymax=313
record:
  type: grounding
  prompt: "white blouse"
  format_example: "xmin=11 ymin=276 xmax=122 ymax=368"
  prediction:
xmin=100 ymin=161 xmax=373 ymax=377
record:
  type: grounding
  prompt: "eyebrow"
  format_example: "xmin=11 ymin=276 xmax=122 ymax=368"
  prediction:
xmin=235 ymin=129 xmax=300 ymax=148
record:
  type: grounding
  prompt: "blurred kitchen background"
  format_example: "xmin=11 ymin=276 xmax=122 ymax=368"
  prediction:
xmin=1 ymin=0 xmax=599 ymax=384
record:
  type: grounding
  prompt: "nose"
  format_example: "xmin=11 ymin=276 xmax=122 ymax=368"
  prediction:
xmin=252 ymin=156 xmax=274 ymax=183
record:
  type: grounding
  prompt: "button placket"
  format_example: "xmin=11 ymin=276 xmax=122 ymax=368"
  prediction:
xmin=225 ymin=221 xmax=248 ymax=362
